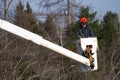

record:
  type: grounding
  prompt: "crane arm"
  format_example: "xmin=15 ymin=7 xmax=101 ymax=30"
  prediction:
xmin=0 ymin=19 xmax=90 ymax=66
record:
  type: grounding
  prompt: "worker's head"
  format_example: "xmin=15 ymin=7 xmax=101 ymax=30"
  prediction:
xmin=79 ymin=17 xmax=88 ymax=28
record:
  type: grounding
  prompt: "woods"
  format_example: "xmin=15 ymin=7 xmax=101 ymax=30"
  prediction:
xmin=0 ymin=0 xmax=120 ymax=80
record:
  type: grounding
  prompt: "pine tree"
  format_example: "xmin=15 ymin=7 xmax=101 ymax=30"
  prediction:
xmin=44 ymin=15 xmax=58 ymax=41
xmin=14 ymin=1 xmax=37 ymax=32
xmin=99 ymin=11 xmax=120 ymax=78
xmin=13 ymin=2 xmax=39 ymax=79
xmin=100 ymin=11 xmax=119 ymax=47
xmin=24 ymin=2 xmax=37 ymax=32
xmin=14 ymin=1 xmax=25 ymax=27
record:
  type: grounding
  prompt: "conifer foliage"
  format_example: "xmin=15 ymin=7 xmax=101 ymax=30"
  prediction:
xmin=14 ymin=1 xmax=37 ymax=32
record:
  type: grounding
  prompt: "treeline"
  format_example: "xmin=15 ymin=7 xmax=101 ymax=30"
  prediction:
xmin=0 ymin=0 xmax=120 ymax=80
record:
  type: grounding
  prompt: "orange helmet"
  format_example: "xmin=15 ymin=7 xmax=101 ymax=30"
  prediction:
xmin=79 ymin=17 xmax=88 ymax=23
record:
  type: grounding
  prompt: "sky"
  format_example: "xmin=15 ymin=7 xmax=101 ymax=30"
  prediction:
xmin=21 ymin=0 xmax=120 ymax=20
xmin=81 ymin=0 xmax=120 ymax=19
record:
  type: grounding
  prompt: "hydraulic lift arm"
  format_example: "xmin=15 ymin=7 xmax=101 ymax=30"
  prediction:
xmin=0 ymin=19 xmax=90 ymax=67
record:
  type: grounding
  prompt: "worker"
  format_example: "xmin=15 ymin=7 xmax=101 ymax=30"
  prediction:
xmin=76 ymin=17 xmax=94 ymax=54
xmin=76 ymin=17 xmax=94 ymax=71
xmin=77 ymin=17 xmax=94 ymax=38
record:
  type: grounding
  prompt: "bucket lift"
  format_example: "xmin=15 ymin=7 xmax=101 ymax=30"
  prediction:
xmin=0 ymin=19 xmax=98 ymax=71
xmin=80 ymin=38 xmax=98 ymax=71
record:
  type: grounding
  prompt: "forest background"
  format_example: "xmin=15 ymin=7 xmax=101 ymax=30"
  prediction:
xmin=0 ymin=0 xmax=120 ymax=80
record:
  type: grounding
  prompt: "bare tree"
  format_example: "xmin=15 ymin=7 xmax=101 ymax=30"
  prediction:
xmin=36 ymin=0 xmax=81 ymax=43
xmin=0 ymin=0 xmax=13 ymax=20
xmin=105 ymin=35 xmax=120 ymax=80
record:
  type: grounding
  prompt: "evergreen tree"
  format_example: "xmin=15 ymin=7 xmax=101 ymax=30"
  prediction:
xmin=14 ymin=1 xmax=25 ymax=27
xmin=98 ymin=11 xmax=120 ymax=77
xmin=99 ymin=11 xmax=119 ymax=47
xmin=24 ymin=2 xmax=37 ymax=32
xmin=44 ymin=15 xmax=58 ymax=41
xmin=26 ymin=2 xmax=32 ymax=14
xmin=13 ymin=2 xmax=39 ymax=80
xmin=78 ymin=6 xmax=97 ymax=22
xmin=14 ymin=1 xmax=37 ymax=32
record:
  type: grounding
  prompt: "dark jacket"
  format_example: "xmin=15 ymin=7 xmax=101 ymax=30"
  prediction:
xmin=77 ymin=25 xmax=94 ymax=38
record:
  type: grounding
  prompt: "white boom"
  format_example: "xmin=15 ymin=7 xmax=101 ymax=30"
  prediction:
xmin=0 ymin=19 xmax=90 ymax=66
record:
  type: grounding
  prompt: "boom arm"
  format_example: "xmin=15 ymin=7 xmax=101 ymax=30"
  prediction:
xmin=0 ymin=19 xmax=90 ymax=66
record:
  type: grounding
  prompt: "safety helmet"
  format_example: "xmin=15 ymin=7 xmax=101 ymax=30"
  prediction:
xmin=79 ymin=17 xmax=88 ymax=23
